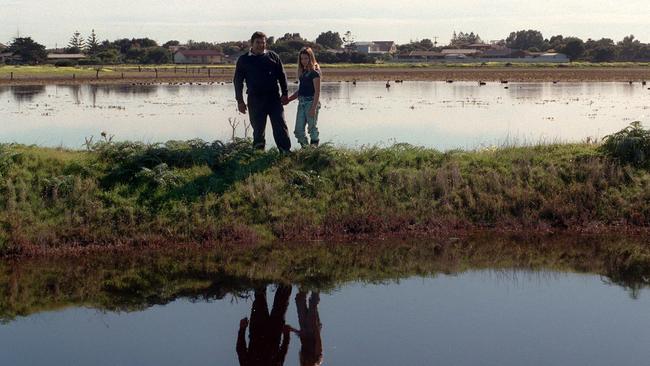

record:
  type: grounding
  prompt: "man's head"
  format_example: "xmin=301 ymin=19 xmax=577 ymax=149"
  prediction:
xmin=250 ymin=31 xmax=267 ymax=55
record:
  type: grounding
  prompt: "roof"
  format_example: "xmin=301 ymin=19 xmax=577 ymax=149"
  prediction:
xmin=352 ymin=42 xmax=375 ymax=46
xmin=468 ymin=43 xmax=492 ymax=48
xmin=482 ymin=48 xmax=513 ymax=57
xmin=176 ymin=50 xmax=223 ymax=57
xmin=405 ymin=51 xmax=444 ymax=57
xmin=372 ymin=41 xmax=395 ymax=52
xmin=441 ymin=49 xmax=481 ymax=55
xmin=47 ymin=53 xmax=87 ymax=59
xmin=0 ymin=43 xmax=6 ymax=49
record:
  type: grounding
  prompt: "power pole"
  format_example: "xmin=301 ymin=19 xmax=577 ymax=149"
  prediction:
xmin=433 ymin=36 xmax=439 ymax=48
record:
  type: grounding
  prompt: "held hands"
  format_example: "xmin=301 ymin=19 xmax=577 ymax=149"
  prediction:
xmin=240 ymin=317 xmax=249 ymax=329
xmin=237 ymin=101 xmax=247 ymax=114
xmin=281 ymin=95 xmax=289 ymax=105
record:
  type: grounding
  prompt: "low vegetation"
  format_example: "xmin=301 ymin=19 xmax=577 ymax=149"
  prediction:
xmin=1 ymin=123 xmax=650 ymax=255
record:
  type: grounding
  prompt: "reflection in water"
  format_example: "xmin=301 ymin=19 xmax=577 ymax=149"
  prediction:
xmin=237 ymin=285 xmax=292 ymax=366
xmin=8 ymin=85 xmax=46 ymax=103
xmin=294 ymin=291 xmax=323 ymax=366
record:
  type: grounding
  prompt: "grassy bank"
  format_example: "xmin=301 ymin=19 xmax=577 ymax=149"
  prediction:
xmin=2 ymin=235 xmax=650 ymax=321
xmin=1 ymin=124 xmax=650 ymax=254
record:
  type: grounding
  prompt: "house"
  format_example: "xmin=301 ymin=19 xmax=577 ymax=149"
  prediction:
xmin=441 ymin=48 xmax=482 ymax=59
xmin=467 ymin=43 xmax=493 ymax=50
xmin=482 ymin=48 xmax=514 ymax=58
xmin=173 ymin=49 xmax=224 ymax=64
xmin=373 ymin=41 xmax=397 ymax=54
xmin=0 ymin=51 xmax=15 ymax=64
xmin=395 ymin=51 xmax=444 ymax=62
xmin=536 ymin=52 xmax=569 ymax=62
xmin=47 ymin=53 xmax=88 ymax=62
xmin=351 ymin=41 xmax=396 ymax=55
xmin=351 ymin=42 xmax=381 ymax=54
xmin=0 ymin=42 xmax=6 ymax=51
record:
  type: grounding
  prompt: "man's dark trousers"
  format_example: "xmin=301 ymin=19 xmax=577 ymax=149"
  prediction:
xmin=247 ymin=94 xmax=291 ymax=152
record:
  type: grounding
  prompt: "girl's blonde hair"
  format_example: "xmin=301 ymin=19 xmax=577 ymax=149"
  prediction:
xmin=297 ymin=47 xmax=320 ymax=78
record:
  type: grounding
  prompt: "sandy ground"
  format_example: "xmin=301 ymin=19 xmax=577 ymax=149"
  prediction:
xmin=1 ymin=67 xmax=650 ymax=86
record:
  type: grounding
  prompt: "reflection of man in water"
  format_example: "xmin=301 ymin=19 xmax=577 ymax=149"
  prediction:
xmin=237 ymin=285 xmax=292 ymax=366
xmin=292 ymin=291 xmax=323 ymax=366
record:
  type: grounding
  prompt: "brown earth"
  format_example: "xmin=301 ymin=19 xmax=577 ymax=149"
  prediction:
xmin=2 ymin=67 xmax=650 ymax=86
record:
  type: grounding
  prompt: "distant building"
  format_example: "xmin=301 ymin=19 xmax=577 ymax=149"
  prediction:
xmin=47 ymin=53 xmax=88 ymax=62
xmin=0 ymin=43 xmax=7 ymax=51
xmin=536 ymin=52 xmax=570 ymax=62
xmin=173 ymin=49 xmax=224 ymax=64
xmin=351 ymin=41 xmax=397 ymax=55
xmin=373 ymin=41 xmax=397 ymax=54
xmin=395 ymin=51 xmax=444 ymax=62
xmin=0 ymin=51 xmax=15 ymax=63
xmin=441 ymin=48 xmax=481 ymax=58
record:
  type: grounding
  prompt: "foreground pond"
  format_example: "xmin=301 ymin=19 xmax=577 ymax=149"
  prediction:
xmin=1 ymin=81 xmax=648 ymax=149
xmin=1 ymin=237 xmax=650 ymax=365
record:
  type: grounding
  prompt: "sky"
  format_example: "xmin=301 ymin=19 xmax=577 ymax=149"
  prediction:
xmin=2 ymin=0 xmax=649 ymax=48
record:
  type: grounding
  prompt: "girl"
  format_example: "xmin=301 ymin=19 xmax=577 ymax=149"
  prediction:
xmin=288 ymin=47 xmax=321 ymax=147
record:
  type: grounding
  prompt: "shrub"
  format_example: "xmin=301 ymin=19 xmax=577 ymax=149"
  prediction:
xmin=600 ymin=121 xmax=650 ymax=168
xmin=54 ymin=59 xmax=77 ymax=67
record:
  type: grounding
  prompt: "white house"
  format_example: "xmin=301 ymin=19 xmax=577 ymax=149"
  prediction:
xmin=173 ymin=50 xmax=224 ymax=64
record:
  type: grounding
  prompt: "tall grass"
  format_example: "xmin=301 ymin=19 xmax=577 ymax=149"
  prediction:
xmin=1 ymin=125 xmax=650 ymax=253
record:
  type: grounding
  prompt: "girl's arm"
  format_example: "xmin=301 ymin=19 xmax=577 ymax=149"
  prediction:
xmin=288 ymin=90 xmax=299 ymax=102
xmin=309 ymin=76 xmax=321 ymax=117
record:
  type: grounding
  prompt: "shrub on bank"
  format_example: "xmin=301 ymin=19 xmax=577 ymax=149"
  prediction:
xmin=600 ymin=121 xmax=650 ymax=169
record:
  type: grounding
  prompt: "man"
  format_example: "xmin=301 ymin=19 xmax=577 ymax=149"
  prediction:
xmin=234 ymin=31 xmax=291 ymax=152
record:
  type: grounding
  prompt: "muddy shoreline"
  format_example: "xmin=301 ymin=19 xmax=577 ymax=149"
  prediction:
xmin=1 ymin=67 xmax=650 ymax=86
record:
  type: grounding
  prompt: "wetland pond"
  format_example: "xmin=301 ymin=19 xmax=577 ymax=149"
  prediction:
xmin=1 ymin=81 xmax=649 ymax=149
xmin=1 ymin=238 xmax=650 ymax=365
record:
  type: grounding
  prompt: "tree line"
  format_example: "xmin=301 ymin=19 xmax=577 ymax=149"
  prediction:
xmin=3 ymin=29 xmax=650 ymax=65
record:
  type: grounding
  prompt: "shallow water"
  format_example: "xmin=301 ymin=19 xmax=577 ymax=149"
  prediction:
xmin=1 ymin=270 xmax=649 ymax=366
xmin=1 ymin=81 xmax=648 ymax=149
xmin=1 ymin=237 xmax=650 ymax=365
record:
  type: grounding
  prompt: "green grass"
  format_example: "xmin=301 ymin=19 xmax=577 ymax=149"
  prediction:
xmin=1 ymin=125 xmax=650 ymax=255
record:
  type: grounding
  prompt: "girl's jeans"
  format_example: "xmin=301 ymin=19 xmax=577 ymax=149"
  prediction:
xmin=294 ymin=96 xmax=320 ymax=146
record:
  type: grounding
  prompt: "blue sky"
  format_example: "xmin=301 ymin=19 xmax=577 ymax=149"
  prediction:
xmin=2 ymin=0 xmax=649 ymax=47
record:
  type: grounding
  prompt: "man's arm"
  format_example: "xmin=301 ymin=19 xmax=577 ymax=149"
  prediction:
xmin=234 ymin=55 xmax=246 ymax=100
xmin=274 ymin=52 xmax=289 ymax=101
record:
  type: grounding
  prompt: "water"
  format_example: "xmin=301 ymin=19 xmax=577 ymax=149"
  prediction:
xmin=1 ymin=238 xmax=649 ymax=365
xmin=1 ymin=271 xmax=649 ymax=366
xmin=1 ymin=82 xmax=648 ymax=150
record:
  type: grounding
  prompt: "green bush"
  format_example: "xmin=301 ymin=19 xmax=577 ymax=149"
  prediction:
xmin=600 ymin=121 xmax=650 ymax=168
xmin=54 ymin=59 xmax=77 ymax=67
xmin=78 ymin=58 xmax=101 ymax=65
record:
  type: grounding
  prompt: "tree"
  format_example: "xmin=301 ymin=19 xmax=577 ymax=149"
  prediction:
xmin=506 ymin=30 xmax=548 ymax=51
xmin=618 ymin=35 xmax=642 ymax=61
xmin=163 ymin=40 xmax=180 ymax=48
xmin=86 ymin=29 xmax=100 ymax=56
xmin=67 ymin=31 xmax=85 ymax=53
xmin=143 ymin=47 xmax=171 ymax=64
xmin=342 ymin=31 xmax=355 ymax=48
xmin=315 ymin=31 xmax=343 ymax=49
xmin=450 ymin=31 xmax=482 ymax=47
xmin=558 ymin=37 xmax=584 ymax=61
xmin=584 ymin=38 xmax=617 ymax=62
xmin=277 ymin=33 xmax=305 ymax=42
xmin=8 ymin=37 xmax=47 ymax=64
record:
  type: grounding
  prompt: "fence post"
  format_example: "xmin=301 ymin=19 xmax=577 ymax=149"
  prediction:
xmin=138 ymin=66 xmax=141 ymax=72
xmin=121 ymin=72 xmax=124 ymax=79
xmin=10 ymin=72 xmax=13 ymax=80
xmin=155 ymin=68 xmax=158 ymax=78
xmin=96 ymin=69 xmax=100 ymax=79
xmin=73 ymin=74 xmax=76 ymax=80
xmin=208 ymin=68 xmax=211 ymax=77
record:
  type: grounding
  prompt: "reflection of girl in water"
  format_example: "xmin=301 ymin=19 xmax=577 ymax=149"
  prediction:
xmin=237 ymin=285 xmax=292 ymax=366
xmin=292 ymin=291 xmax=323 ymax=366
